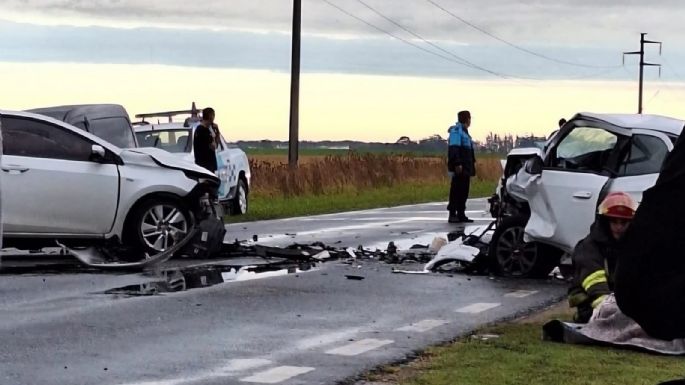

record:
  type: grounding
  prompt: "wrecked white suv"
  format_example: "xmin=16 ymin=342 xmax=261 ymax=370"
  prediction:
xmin=488 ymin=112 xmax=682 ymax=277
xmin=1 ymin=110 xmax=220 ymax=254
xmin=133 ymin=109 xmax=251 ymax=216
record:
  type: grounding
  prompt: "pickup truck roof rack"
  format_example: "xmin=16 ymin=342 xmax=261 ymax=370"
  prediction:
xmin=135 ymin=102 xmax=202 ymax=123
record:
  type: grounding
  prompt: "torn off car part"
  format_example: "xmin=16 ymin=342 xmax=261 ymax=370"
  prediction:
xmin=345 ymin=275 xmax=365 ymax=281
xmin=58 ymin=228 xmax=198 ymax=271
xmin=423 ymin=223 xmax=494 ymax=274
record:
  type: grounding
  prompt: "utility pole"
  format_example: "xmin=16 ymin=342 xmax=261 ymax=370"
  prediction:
xmin=288 ymin=0 xmax=301 ymax=168
xmin=623 ymin=33 xmax=661 ymax=114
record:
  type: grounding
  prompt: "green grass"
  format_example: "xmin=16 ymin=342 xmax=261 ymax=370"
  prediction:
xmin=370 ymin=305 xmax=685 ymax=385
xmin=226 ymin=180 xmax=496 ymax=222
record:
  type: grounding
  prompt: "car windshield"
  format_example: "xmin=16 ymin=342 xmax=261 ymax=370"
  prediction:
xmin=88 ymin=117 xmax=137 ymax=148
xmin=136 ymin=129 xmax=192 ymax=153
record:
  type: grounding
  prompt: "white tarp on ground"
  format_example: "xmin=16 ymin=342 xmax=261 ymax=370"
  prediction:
xmin=543 ymin=294 xmax=685 ymax=355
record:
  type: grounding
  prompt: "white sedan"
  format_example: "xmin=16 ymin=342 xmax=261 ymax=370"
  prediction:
xmin=1 ymin=110 xmax=220 ymax=254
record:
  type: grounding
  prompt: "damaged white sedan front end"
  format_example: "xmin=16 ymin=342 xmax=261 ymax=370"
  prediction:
xmin=1 ymin=110 xmax=220 ymax=257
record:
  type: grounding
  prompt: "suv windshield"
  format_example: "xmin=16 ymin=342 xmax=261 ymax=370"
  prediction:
xmin=85 ymin=117 xmax=137 ymax=148
xmin=136 ymin=129 xmax=191 ymax=153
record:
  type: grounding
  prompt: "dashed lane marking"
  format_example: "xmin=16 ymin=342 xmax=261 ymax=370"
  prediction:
xmin=241 ymin=366 xmax=315 ymax=384
xmin=325 ymin=338 xmax=394 ymax=356
xmin=455 ymin=302 xmax=501 ymax=314
xmin=504 ymin=290 xmax=539 ymax=298
xmin=396 ymin=319 xmax=449 ymax=333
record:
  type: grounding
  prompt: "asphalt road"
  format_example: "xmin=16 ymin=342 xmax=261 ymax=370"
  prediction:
xmin=0 ymin=199 xmax=566 ymax=385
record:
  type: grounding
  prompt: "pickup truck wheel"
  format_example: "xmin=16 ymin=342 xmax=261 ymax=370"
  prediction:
xmin=125 ymin=198 xmax=193 ymax=255
xmin=489 ymin=215 xmax=561 ymax=278
xmin=231 ymin=180 xmax=248 ymax=215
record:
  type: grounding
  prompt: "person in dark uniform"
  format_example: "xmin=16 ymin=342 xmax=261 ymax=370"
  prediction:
xmin=447 ymin=110 xmax=476 ymax=223
xmin=193 ymin=107 xmax=218 ymax=173
xmin=568 ymin=192 xmax=637 ymax=323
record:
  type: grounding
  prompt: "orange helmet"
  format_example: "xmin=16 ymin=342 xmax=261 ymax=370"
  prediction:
xmin=598 ymin=192 xmax=638 ymax=219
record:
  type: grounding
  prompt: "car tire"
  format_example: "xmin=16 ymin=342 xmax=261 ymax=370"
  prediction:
xmin=488 ymin=215 xmax=562 ymax=278
xmin=124 ymin=197 xmax=193 ymax=255
xmin=231 ymin=179 xmax=248 ymax=215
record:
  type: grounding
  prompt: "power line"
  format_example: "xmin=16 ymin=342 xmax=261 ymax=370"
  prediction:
xmin=424 ymin=0 xmax=622 ymax=69
xmin=353 ymin=0 xmax=620 ymax=81
xmin=320 ymin=0 xmax=513 ymax=79
xmin=661 ymin=56 xmax=685 ymax=84
xmin=350 ymin=0 xmax=537 ymax=79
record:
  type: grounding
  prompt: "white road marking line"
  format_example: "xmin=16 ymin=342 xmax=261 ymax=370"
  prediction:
xmin=456 ymin=302 xmax=501 ymax=314
xmin=118 ymin=359 xmax=274 ymax=385
xmin=396 ymin=319 xmax=449 ymax=333
xmin=295 ymin=328 xmax=362 ymax=350
xmin=220 ymin=358 xmax=273 ymax=373
xmin=504 ymin=290 xmax=539 ymax=298
xmin=325 ymin=338 xmax=394 ymax=356
xmin=241 ymin=366 xmax=314 ymax=384
xmin=252 ymin=219 xmax=419 ymax=243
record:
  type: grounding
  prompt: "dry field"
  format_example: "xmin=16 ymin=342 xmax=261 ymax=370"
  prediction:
xmin=249 ymin=153 xmax=502 ymax=198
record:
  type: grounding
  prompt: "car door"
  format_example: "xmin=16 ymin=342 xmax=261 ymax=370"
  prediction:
xmin=523 ymin=124 xmax=630 ymax=252
xmin=606 ymin=130 xmax=674 ymax=204
xmin=215 ymin=136 xmax=233 ymax=200
xmin=1 ymin=115 xmax=119 ymax=235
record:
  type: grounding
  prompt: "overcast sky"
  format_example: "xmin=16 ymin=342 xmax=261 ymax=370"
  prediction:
xmin=1 ymin=1 xmax=684 ymax=142
xmin=0 ymin=0 xmax=683 ymax=81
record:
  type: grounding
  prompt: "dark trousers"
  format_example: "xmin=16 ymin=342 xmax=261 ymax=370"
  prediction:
xmin=448 ymin=173 xmax=471 ymax=216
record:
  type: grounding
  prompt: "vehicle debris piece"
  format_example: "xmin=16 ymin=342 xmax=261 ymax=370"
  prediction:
xmin=345 ymin=274 xmax=365 ymax=280
xmin=423 ymin=223 xmax=494 ymax=274
xmin=59 ymin=228 xmax=198 ymax=271
xmin=391 ymin=269 xmax=430 ymax=275
xmin=346 ymin=247 xmax=358 ymax=259
xmin=428 ymin=237 xmax=448 ymax=253
xmin=312 ymin=251 xmax=333 ymax=261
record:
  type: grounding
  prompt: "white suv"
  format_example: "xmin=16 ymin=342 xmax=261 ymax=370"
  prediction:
xmin=488 ymin=112 xmax=682 ymax=277
xmin=134 ymin=118 xmax=251 ymax=216
xmin=1 ymin=110 xmax=220 ymax=254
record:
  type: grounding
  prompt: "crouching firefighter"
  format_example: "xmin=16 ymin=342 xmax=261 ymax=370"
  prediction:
xmin=568 ymin=192 xmax=638 ymax=323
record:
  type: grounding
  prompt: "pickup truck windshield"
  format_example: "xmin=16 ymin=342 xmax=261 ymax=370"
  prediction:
xmin=136 ymin=129 xmax=191 ymax=153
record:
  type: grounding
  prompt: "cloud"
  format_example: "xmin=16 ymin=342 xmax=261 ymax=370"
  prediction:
xmin=0 ymin=1 xmax=683 ymax=81
xmin=1 ymin=0 xmax=684 ymax=47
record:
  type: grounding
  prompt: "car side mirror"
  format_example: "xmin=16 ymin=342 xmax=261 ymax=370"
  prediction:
xmin=90 ymin=144 xmax=107 ymax=163
xmin=524 ymin=155 xmax=543 ymax=175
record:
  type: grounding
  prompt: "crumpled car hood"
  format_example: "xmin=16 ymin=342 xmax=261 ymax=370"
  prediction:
xmin=121 ymin=147 xmax=219 ymax=181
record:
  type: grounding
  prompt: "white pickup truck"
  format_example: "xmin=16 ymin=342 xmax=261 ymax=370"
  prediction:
xmin=133 ymin=108 xmax=251 ymax=216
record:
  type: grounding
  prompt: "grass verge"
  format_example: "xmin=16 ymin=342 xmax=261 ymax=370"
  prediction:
xmin=366 ymin=303 xmax=684 ymax=385
xmin=226 ymin=180 xmax=496 ymax=222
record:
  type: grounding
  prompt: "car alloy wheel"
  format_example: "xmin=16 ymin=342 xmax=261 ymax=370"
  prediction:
xmin=140 ymin=204 xmax=190 ymax=252
xmin=494 ymin=226 xmax=539 ymax=277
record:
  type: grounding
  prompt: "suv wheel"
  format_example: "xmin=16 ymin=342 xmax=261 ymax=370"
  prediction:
xmin=489 ymin=215 xmax=561 ymax=278
xmin=231 ymin=180 xmax=248 ymax=215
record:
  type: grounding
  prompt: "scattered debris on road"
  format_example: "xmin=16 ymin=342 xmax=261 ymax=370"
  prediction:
xmin=345 ymin=274 xmax=365 ymax=281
